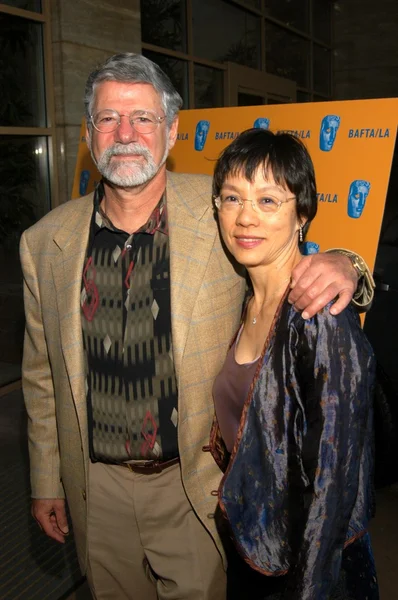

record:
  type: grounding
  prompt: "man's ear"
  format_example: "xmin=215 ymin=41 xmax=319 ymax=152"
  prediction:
xmin=167 ymin=116 xmax=179 ymax=151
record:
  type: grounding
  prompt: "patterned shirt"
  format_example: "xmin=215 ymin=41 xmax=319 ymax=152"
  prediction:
xmin=81 ymin=182 xmax=178 ymax=463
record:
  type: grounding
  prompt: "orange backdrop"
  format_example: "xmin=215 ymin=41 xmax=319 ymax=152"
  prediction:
xmin=72 ymin=98 xmax=398 ymax=271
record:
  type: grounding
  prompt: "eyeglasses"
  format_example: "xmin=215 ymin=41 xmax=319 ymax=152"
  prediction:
xmin=90 ymin=109 xmax=166 ymax=134
xmin=213 ymin=193 xmax=296 ymax=215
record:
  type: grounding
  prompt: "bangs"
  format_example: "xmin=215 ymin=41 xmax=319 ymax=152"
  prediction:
xmin=212 ymin=128 xmax=318 ymax=229
xmin=220 ymin=157 xmax=291 ymax=193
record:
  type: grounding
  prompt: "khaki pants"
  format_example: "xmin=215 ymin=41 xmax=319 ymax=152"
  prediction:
xmin=86 ymin=461 xmax=226 ymax=600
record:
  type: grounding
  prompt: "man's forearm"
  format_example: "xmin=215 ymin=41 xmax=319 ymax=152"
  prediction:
xmin=324 ymin=248 xmax=375 ymax=311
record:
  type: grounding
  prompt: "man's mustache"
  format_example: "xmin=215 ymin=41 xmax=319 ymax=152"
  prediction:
xmin=103 ymin=144 xmax=152 ymax=159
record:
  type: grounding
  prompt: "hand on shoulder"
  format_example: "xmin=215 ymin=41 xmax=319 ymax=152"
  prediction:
xmin=288 ymin=251 xmax=367 ymax=320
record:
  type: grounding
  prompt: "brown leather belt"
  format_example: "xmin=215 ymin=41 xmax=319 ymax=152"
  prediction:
xmin=120 ymin=456 xmax=180 ymax=474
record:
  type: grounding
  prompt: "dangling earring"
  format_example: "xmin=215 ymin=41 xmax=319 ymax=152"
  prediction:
xmin=299 ymin=225 xmax=303 ymax=243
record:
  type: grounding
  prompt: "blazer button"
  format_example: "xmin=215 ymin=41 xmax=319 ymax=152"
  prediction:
xmin=81 ymin=489 xmax=86 ymax=501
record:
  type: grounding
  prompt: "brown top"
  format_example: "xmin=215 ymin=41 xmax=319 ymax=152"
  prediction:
xmin=212 ymin=327 xmax=259 ymax=452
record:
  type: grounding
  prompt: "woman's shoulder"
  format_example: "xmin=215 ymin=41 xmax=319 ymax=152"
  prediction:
xmin=285 ymin=298 xmax=361 ymax=331
xmin=276 ymin=300 xmax=375 ymax=396
xmin=282 ymin=299 xmax=372 ymax=352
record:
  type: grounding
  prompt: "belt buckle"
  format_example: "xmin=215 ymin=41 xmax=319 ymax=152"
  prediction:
xmin=144 ymin=460 xmax=162 ymax=472
xmin=123 ymin=458 xmax=177 ymax=473
xmin=125 ymin=459 xmax=161 ymax=473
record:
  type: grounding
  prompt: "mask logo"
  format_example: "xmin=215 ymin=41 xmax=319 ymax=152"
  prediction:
xmin=194 ymin=120 xmax=210 ymax=151
xmin=253 ymin=118 xmax=270 ymax=130
xmin=319 ymin=115 xmax=341 ymax=152
xmin=79 ymin=170 xmax=90 ymax=196
xmin=301 ymin=241 xmax=320 ymax=255
xmin=347 ymin=180 xmax=371 ymax=219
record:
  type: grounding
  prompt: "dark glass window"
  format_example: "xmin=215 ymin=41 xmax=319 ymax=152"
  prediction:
xmin=1 ymin=0 xmax=42 ymax=11
xmin=192 ymin=0 xmax=261 ymax=69
xmin=265 ymin=22 xmax=310 ymax=88
xmin=0 ymin=13 xmax=46 ymax=127
xmin=140 ymin=0 xmax=187 ymax=52
xmin=297 ymin=91 xmax=311 ymax=103
xmin=265 ymin=0 xmax=309 ymax=33
xmin=314 ymin=45 xmax=331 ymax=96
xmin=313 ymin=0 xmax=332 ymax=44
xmin=142 ymin=50 xmax=189 ymax=108
xmin=239 ymin=0 xmax=261 ymax=9
xmin=194 ymin=65 xmax=224 ymax=109
xmin=267 ymin=97 xmax=287 ymax=105
xmin=0 ymin=135 xmax=50 ymax=245
xmin=238 ymin=92 xmax=265 ymax=106
xmin=0 ymin=135 xmax=50 ymax=370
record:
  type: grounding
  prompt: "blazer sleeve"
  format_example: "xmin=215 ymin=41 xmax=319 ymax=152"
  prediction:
xmin=283 ymin=306 xmax=374 ymax=599
xmin=20 ymin=232 xmax=64 ymax=499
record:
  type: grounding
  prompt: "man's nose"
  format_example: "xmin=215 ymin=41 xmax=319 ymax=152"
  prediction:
xmin=114 ymin=116 xmax=139 ymax=143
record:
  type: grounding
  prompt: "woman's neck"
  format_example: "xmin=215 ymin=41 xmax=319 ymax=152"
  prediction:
xmin=248 ymin=248 xmax=302 ymax=309
xmin=235 ymin=248 xmax=302 ymax=362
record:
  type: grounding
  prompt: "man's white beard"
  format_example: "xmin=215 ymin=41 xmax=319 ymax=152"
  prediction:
xmin=92 ymin=142 xmax=168 ymax=187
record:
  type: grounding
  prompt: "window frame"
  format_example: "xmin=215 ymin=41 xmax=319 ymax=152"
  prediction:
xmin=140 ymin=0 xmax=333 ymax=107
xmin=0 ymin=0 xmax=58 ymax=206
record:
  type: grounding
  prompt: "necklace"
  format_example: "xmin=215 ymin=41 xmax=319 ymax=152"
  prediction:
xmin=250 ymin=277 xmax=291 ymax=325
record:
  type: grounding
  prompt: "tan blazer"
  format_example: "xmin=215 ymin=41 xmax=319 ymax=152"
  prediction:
xmin=20 ymin=171 xmax=246 ymax=570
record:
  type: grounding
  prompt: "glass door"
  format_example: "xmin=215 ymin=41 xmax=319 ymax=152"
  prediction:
xmin=225 ymin=61 xmax=296 ymax=106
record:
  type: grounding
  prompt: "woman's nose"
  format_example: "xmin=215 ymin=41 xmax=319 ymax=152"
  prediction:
xmin=235 ymin=201 xmax=259 ymax=225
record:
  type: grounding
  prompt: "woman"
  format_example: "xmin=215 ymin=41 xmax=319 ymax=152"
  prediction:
xmin=209 ymin=129 xmax=379 ymax=600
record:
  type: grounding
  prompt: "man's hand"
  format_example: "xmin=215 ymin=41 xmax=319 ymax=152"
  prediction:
xmin=289 ymin=253 xmax=356 ymax=319
xmin=32 ymin=498 xmax=69 ymax=543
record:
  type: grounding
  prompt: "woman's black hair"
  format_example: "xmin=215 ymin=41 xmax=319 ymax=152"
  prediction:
xmin=212 ymin=128 xmax=318 ymax=237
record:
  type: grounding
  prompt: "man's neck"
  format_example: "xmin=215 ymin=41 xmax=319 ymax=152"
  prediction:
xmin=101 ymin=167 xmax=167 ymax=234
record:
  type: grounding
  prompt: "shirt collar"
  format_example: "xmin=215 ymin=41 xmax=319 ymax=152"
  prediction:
xmin=93 ymin=180 xmax=168 ymax=236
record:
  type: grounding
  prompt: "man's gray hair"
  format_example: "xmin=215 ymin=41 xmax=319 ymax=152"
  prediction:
xmin=84 ymin=53 xmax=183 ymax=129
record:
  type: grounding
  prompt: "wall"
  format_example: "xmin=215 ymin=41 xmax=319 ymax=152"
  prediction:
xmin=51 ymin=0 xmax=141 ymax=202
xmin=333 ymin=0 xmax=398 ymax=100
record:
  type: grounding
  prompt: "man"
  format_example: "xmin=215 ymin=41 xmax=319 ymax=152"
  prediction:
xmin=20 ymin=53 xmax=373 ymax=600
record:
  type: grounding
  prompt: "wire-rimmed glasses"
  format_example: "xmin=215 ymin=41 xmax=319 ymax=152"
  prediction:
xmin=90 ymin=109 xmax=166 ymax=134
xmin=213 ymin=193 xmax=296 ymax=216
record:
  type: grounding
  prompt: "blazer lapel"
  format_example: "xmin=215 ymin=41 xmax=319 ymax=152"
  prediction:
xmin=167 ymin=175 xmax=217 ymax=379
xmin=52 ymin=199 xmax=92 ymax=420
xmin=50 ymin=182 xmax=217 ymax=419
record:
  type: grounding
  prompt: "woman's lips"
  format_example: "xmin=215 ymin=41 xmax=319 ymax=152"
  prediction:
xmin=234 ymin=236 xmax=263 ymax=249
